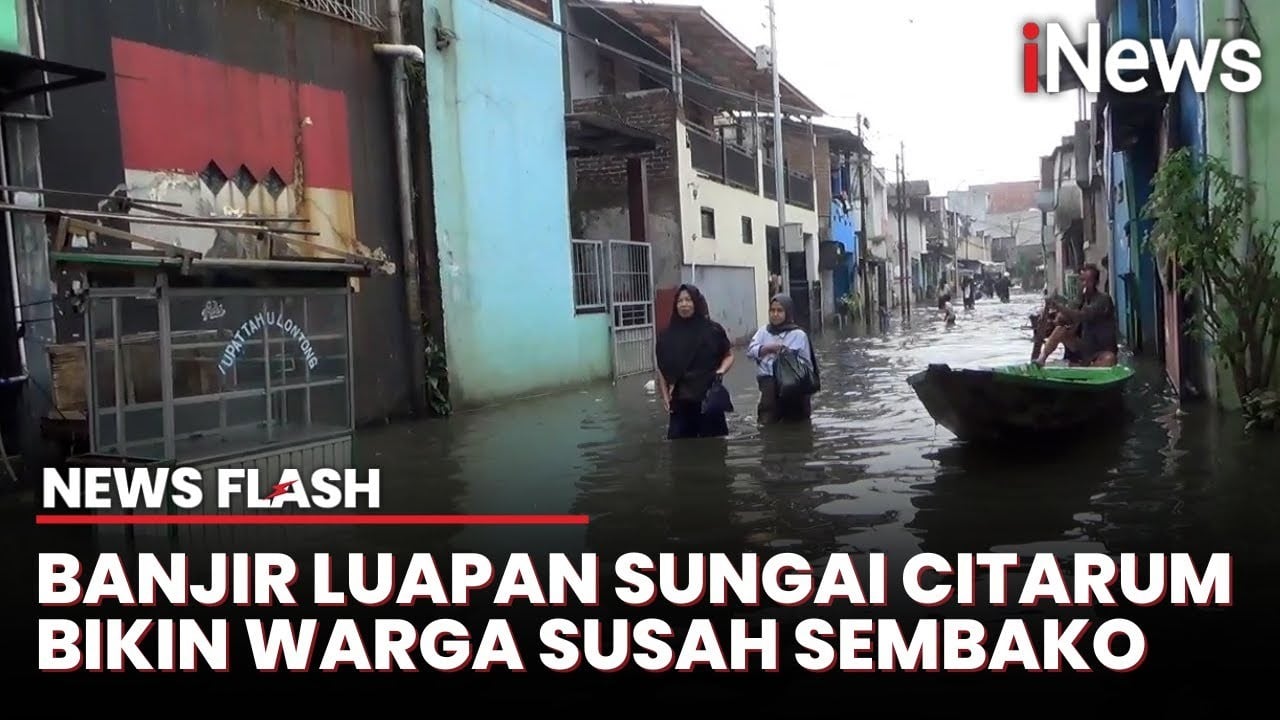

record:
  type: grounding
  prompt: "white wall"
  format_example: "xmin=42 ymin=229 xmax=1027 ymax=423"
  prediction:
xmin=564 ymin=17 xmax=646 ymax=100
xmin=675 ymin=119 xmax=819 ymax=328
xmin=957 ymin=235 xmax=991 ymax=262
xmin=869 ymin=168 xmax=889 ymax=238
xmin=984 ymin=208 xmax=1042 ymax=247
xmin=947 ymin=189 xmax=990 ymax=221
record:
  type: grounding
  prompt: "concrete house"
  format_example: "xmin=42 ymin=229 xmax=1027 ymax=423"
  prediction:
xmin=564 ymin=0 xmax=826 ymax=343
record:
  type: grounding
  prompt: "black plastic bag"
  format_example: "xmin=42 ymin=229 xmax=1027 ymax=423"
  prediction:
xmin=774 ymin=348 xmax=819 ymax=400
xmin=701 ymin=375 xmax=735 ymax=415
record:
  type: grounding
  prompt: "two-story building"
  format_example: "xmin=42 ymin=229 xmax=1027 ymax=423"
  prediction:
xmin=815 ymin=123 xmax=869 ymax=325
xmin=565 ymin=0 xmax=825 ymax=343
xmin=923 ymin=195 xmax=960 ymax=296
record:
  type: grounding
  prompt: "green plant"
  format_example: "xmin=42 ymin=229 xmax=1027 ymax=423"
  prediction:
xmin=1242 ymin=390 xmax=1279 ymax=432
xmin=1143 ymin=147 xmax=1280 ymax=428
xmin=837 ymin=292 xmax=863 ymax=322
xmin=421 ymin=316 xmax=452 ymax=417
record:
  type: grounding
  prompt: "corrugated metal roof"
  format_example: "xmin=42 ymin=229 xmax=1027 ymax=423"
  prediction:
xmin=569 ymin=1 xmax=824 ymax=115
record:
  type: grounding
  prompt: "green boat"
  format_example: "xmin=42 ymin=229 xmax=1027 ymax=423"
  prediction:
xmin=907 ymin=363 xmax=1135 ymax=443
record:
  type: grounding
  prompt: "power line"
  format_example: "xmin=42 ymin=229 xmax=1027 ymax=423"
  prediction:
xmin=562 ymin=17 xmax=819 ymax=116
xmin=582 ymin=3 xmax=719 ymax=91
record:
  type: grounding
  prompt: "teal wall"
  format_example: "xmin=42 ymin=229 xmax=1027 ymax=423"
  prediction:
xmin=1203 ymin=0 xmax=1280 ymax=404
xmin=1 ymin=0 xmax=24 ymax=54
xmin=422 ymin=0 xmax=611 ymax=407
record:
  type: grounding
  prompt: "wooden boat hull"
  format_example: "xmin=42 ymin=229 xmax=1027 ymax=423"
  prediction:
xmin=907 ymin=363 xmax=1133 ymax=443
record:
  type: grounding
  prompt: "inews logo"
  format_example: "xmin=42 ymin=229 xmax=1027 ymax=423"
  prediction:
xmin=1022 ymin=22 xmax=1262 ymax=94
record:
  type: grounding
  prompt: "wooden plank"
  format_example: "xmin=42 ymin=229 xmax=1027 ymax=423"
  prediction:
xmin=268 ymin=233 xmax=382 ymax=267
xmin=0 ymin=184 xmax=183 ymax=207
xmin=0 ymin=204 xmax=320 ymax=235
xmin=65 ymin=218 xmax=200 ymax=259
xmin=128 ymin=203 xmax=309 ymax=224
xmin=51 ymin=215 xmax=70 ymax=252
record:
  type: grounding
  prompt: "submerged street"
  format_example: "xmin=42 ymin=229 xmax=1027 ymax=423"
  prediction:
xmin=353 ymin=291 xmax=1280 ymax=567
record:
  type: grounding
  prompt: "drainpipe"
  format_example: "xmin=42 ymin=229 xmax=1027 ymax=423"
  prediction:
xmin=1225 ymin=0 xmax=1249 ymax=256
xmin=376 ymin=6 xmax=427 ymax=413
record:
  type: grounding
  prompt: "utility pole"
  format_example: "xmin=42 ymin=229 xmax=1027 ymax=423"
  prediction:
xmin=900 ymin=140 xmax=910 ymax=322
xmin=768 ymin=0 xmax=788 ymax=295
xmin=856 ymin=114 xmax=870 ymax=330
xmin=896 ymin=154 xmax=906 ymax=319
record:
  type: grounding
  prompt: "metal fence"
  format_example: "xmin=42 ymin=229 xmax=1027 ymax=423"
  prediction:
xmin=571 ymin=239 xmax=607 ymax=313
xmin=606 ymin=240 xmax=655 ymax=378
xmin=282 ymin=0 xmax=385 ymax=30
xmin=688 ymin=125 xmax=759 ymax=193
xmin=763 ymin=161 xmax=816 ymax=210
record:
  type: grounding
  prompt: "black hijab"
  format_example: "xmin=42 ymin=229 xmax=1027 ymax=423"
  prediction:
xmin=767 ymin=293 xmax=801 ymax=334
xmin=656 ymin=284 xmax=715 ymax=383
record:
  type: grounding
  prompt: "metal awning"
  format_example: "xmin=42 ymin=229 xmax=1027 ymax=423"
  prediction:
xmin=566 ymin=111 xmax=666 ymax=158
xmin=568 ymin=1 xmax=824 ymax=116
xmin=0 ymin=50 xmax=107 ymax=106
xmin=811 ymin=122 xmax=870 ymax=156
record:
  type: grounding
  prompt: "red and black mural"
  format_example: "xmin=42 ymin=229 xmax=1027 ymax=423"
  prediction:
xmin=109 ymin=38 xmax=361 ymax=261
xmin=37 ymin=0 xmax=411 ymax=423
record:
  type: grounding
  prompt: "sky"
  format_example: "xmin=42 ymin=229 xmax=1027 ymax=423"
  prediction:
xmin=628 ymin=0 xmax=1097 ymax=195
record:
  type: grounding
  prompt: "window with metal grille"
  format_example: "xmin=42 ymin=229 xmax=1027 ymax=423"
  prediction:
xmin=571 ymin=240 xmax=606 ymax=314
xmin=282 ymin=0 xmax=385 ymax=30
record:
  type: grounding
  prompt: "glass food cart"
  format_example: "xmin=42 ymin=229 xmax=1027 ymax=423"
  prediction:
xmin=63 ymin=254 xmax=361 ymax=471
xmin=51 ymin=249 xmax=368 ymax=545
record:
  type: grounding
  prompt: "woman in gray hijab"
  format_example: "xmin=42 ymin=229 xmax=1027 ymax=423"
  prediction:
xmin=746 ymin=294 xmax=818 ymax=423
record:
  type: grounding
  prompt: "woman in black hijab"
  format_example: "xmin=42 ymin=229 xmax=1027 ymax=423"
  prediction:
xmin=655 ymin=284 xmax=734 ymax=440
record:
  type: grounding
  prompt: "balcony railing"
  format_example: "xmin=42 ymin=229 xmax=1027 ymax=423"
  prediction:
xmin=688 ymin=124 xmax=758 ymax=192
xmin=762 ymin=161 xmax=815 ymax=211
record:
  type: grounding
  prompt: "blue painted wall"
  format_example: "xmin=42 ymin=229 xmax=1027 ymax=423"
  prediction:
xmin=830 ymin=199 xmax=856 ymax=253
xmin=1153 ymin=0 xmax=1177 ymax=41
xmin=1173 ymin=0 xmax=1206 ymax=155
xmin=1130 ymin=134 xmax=1161 ymax=351
xmin=422 ymin=0 xmax=611 ymax=407
xmin=830 ymin=198 xmax=857 ymax=299
xmin=1111 ymin=0 xmax=1150 ymax=41
xmin=1111 ymin=151 xmax=1135 ymax=345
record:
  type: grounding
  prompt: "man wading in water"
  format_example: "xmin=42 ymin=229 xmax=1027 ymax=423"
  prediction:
xmin=1033 ymin=263 xmax=1119 ymax=367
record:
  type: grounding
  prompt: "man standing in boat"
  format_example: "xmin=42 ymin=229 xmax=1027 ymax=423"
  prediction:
xmin=1032 ymin=263 xmax=1119 ymax=367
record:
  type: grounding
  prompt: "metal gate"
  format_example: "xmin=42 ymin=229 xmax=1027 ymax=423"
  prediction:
xmin=606 ymin=240 xmax=654 ymax=378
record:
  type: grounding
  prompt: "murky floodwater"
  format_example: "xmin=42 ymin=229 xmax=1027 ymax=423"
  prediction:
xmin=13 ymin=289 xmax=1279 ymax=571
xmin=344 ymin=290 xmax=1280 ymax=575
xmin=7 ymin=288 xmax=1279 ymax=699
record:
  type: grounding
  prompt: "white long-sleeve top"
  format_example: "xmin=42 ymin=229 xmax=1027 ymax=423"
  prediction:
xmin=746 ymin=326 xmax=812 ymax=377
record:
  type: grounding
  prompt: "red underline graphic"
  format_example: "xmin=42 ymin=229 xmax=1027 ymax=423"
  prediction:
xmin=35 ymin=514 xmax=590 ymax=526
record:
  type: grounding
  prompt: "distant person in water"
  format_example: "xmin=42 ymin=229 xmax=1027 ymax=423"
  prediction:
xmin=1034 ymin=264 xmax=1119 ymax=367
xmin=747 ymin=294 xmax=818 ymax=424
xmin=655 ymin=285 xmax=734 ymax=440
xmin=961 ymin=277 xmax=976 ymax=310
xmin=936 ymin=279 xmax=951 ymax=310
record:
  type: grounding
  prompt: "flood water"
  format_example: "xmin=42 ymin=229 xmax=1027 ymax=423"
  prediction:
xmin=353 ymin=289 xmax=1280 ymax=573
xmin=8 ymin=288 xmax=1279 ymax=701
xmin=14 ymin=288 xmax=1280 ymax=574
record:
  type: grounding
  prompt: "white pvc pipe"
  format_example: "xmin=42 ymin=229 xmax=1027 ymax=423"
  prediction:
xmin=374 ymin=43 xmax=425 ymax=64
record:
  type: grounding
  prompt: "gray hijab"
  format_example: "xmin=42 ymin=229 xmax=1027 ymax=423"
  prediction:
xmin=767 ymin=293 xmax=800 ymax=334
